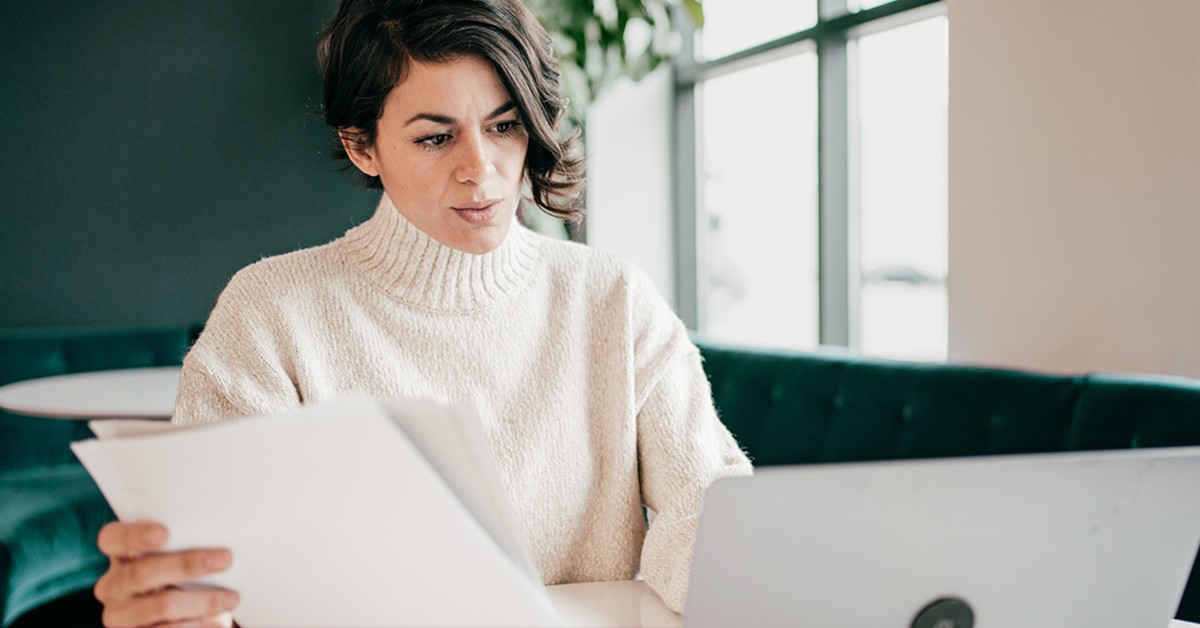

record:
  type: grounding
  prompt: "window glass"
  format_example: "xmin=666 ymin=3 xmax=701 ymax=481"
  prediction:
xmin=699 ymin=0 xmax=817 ymax=60
xmin=700 ymin=53 xmax=819 ymax=350
xmin=855 ymin=16 xmax=949 ymax=361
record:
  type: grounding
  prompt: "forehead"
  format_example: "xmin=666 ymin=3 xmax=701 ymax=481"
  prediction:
xmin=384 ymin=55 xmax=514 ymax=117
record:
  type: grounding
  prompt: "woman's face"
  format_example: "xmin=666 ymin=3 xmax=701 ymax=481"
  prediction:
xmin=343 ymin=55 xmax=529 ymax=254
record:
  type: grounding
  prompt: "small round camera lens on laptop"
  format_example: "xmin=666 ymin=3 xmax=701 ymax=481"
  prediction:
xmin=911 ymin=597 xmax=975 ymax=628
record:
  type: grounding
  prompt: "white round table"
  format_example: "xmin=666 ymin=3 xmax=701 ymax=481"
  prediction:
xmin=546 ymin=580 xmax=681 ymax=627
xmin=0 ymin=366 xmax=181 ymax=419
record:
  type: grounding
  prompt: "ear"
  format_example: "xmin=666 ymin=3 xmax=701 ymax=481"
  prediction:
xmin=339 ymin=127 xmax=380 ymax=177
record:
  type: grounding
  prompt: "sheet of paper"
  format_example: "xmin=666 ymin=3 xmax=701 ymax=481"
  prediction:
xmin=381 ymin=399 xmax=541 ymax=583
xmin=72 ymin=396 xmax=562 ymax=627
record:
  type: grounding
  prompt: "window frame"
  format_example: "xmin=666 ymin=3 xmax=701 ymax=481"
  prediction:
xmin=673 ymin=0 xmax=945 ymax=349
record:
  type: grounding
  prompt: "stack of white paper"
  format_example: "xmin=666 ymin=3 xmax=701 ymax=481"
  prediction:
xmin=71 ymin=396 xmax=562 ymax=628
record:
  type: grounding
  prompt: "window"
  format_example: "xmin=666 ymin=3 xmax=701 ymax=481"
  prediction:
xmin=700 ymin=52 xmax=819 ymax=350
xmin=699 ymin=0 xmax=817 ymax=61
xmin=856 ymin=16 xmax=949 ymax=361
xmin=676 ymin=0 xmax=948 ymax=360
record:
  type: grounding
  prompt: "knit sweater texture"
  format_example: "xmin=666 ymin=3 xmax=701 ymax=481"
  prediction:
xmin=173 ymin=194 xmax=753 ymax=612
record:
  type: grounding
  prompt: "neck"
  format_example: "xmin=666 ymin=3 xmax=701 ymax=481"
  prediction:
xmin=337 ymin=193 xmax=541 ymax=313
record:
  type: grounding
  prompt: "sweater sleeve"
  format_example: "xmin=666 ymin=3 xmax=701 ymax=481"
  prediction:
xmin=637 ymin=343 xmax=753 ymax=612
xmin=172 ymin=269 xmax=302 ymax=425
xmin=630 ymin=283 xmax=754 ymax=613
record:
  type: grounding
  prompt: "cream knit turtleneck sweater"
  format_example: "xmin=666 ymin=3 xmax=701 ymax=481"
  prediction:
xmin=173 ymin=194 xmax=753 ymax=612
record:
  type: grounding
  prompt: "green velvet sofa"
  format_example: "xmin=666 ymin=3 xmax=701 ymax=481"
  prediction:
xmin=2 ymin=327 xmax=1199 ymax=624
xmin=0 ymin=326 xmax=199 ymax=627
xmin=696 ymin=339 xmax=1200 ymax=622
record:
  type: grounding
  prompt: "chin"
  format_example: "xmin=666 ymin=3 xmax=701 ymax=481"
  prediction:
xmin=457 ymin=241 xmax=501 ymax=255
xmin=453 ymin=227 xmax=508 ymax=255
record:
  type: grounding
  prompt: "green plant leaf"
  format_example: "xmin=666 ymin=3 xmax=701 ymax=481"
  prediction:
xmin=526 ymin=0 xmax=702 ymax=108
xmin=682 ymin=0 xmax=704 ymax=29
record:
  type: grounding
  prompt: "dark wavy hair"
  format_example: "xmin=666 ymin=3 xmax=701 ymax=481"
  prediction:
xmin=317 ymin=0 xmax=585 ymax=220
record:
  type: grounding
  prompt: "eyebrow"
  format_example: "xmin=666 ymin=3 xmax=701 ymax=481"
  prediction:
xmin=404 ymin=102 xmax=517 ymax=127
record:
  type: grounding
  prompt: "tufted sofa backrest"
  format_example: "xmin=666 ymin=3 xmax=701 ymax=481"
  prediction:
xmin=1067 ymin=373 xmax=1200 ymax=451
xmin=0 ymin=325 xmax=201 ymax=473
xmin=695 ymin=339 xmax=1200 ymax=465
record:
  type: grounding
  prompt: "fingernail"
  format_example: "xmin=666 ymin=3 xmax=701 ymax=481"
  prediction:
xmin=206 ymin=551 xmax=232 ymax=570
xmin=222 ymin=590 xmax=240 ymax=609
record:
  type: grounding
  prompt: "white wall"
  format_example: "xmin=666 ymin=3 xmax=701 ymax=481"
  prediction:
xmin=585 ymin=67 xmax=676 ymax=307
xmin=948 ymin=0 xmax=1200 ymax=378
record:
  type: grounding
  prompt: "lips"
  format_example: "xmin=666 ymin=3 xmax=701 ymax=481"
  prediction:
xmin=453 ymin=200 xmax=499 ymax=211
xmin=452 ymin=199 xmax=502 ymax=225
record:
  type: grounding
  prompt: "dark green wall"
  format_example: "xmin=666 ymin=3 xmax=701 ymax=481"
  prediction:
xmin=0 ymin=0 xmax=378 ymax=328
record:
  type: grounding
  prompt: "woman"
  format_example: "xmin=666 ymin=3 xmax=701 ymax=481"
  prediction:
xmin=94 ymin=1 xmax=752 ymax=626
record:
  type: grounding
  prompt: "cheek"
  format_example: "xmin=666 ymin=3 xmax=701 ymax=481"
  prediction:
xmin=388 ymin=157 xmax=438 ymax=193
xmin=505 ymin=143 xmax=529 ymax=181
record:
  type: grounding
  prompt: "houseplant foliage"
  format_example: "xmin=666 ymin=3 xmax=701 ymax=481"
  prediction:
xmin=521 ymin=0 xmax=703 ymax=238
xmin=525 ymin=0 xmax=704 ymax=120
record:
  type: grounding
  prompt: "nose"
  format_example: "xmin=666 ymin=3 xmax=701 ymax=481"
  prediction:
xmin=454 ymin=131 xmax=496 ymax=184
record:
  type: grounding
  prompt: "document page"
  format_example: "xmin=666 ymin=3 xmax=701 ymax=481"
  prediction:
xmin=71 ymin=396 xmax=561 ymax=628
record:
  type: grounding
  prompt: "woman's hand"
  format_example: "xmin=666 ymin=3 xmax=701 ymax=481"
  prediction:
xmin=95 ymin=521 xmax=240 ymax=628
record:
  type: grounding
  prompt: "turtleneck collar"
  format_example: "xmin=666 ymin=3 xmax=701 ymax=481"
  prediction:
xmin=336 ymin=193 xmax=542 ymax=313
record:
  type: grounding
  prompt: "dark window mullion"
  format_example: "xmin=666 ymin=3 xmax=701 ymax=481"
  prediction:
xmin=817 ymin=0 xmax=855 ymax=347
xmin=673 ymin=6 xmax=701 ymax=330
xmin=676 ymin=0 xmax=940 ymax=341
xmin=673 ymin=83 xmax=702 ymax=330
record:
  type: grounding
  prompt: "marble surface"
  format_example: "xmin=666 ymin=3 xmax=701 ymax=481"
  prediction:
xmin=546 ymin=580 xmax=681 ymax=628
xmin=0 ymin=366 xmax=180 ymax=419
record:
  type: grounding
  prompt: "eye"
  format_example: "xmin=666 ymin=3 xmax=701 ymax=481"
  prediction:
xmin=494 ymin=120 xmax=523 ymax=134
xmin=417 ymin=133 xmax=450 ymax=147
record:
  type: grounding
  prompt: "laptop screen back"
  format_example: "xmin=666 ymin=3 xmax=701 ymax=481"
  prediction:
xmin=684 ymin=447 xmax=1200 ymax=628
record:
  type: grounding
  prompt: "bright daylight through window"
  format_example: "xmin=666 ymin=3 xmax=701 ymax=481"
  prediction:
xmin=680 ymin=0 xmax=947 ymax=361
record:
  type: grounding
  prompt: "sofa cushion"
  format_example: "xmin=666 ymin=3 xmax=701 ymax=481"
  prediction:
xmin=0 ymin=415 xmax=95 ymax=475
xmin=0 ymin=465 xmax=112 ymax=627
xmin=0 ymin=326 xmax=198 ymax=386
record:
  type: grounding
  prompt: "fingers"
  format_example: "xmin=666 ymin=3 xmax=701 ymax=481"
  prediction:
xmin=98 ymin=521 xmax=168 ymax=559
xmin=100 ymin=589 xmax=238 ymax=628
xmin=153 ymin=615 xmax=234 ymax=628
xmin=95 ymin=548 xmax=233 ymax=603
xmin=94 ymin=521 xmax=239 ymax=628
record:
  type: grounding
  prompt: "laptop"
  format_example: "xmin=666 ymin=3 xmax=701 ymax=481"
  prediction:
xmin=684 ymin=447 xmax=1200 ymax=628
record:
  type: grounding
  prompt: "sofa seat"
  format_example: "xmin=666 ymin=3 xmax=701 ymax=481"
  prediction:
xmin=0 ymin=465 xmax=111 ymax=626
